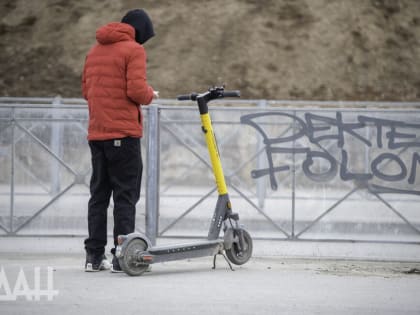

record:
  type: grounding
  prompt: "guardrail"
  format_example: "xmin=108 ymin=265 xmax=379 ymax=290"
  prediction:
xmin=0 ymin=97 xmax=419 ymax=246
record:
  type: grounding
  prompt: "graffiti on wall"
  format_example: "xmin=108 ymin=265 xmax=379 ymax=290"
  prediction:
xmin=240 ymin=112 xmax=420 ymax=195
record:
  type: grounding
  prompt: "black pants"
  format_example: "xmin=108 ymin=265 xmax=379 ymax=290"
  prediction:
xmin=84 ymin=137 xmax=142 ymax=256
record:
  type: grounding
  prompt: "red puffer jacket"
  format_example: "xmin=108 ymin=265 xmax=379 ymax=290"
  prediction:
xmin=82 ymin=22 xmax=154 ymax=140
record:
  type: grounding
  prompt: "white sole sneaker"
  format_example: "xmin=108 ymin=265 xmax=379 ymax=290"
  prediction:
xmin=85 ymin=263 xmax=100 ymax=272
xmin=85 ymin=257 xmax=111 ymax=272
xmin=110 ymin=265 xmax=125 ymax=273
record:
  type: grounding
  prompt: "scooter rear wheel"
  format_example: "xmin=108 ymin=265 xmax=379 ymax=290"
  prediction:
xmin=119 ymin=238 xmax=149 ymax=276
xmin=225 ymin=229 xmax=253 ymax=265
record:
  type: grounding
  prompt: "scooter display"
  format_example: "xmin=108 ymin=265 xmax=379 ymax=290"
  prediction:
xmin=115 ymin=86 xmax=253 ymax=276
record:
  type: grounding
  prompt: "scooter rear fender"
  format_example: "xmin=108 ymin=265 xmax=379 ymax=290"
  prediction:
xmin=116 ymin=232 xmax=152 ymax=258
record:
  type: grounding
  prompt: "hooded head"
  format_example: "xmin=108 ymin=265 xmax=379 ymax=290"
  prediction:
xmin=121 ymin=9 xmax=155 ymax=45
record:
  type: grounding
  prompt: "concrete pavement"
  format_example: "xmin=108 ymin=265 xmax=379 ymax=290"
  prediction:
xmin=1 ymin=241 xmax=420 ymax=315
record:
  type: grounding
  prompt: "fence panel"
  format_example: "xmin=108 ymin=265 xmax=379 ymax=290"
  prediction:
xmin=0 ymin=97 xmax=419 ymax=244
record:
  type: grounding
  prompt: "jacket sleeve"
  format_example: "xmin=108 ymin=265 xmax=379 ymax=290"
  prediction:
xmin=126 ymin=46 xmax=154 ymax=105
xmin=81 ymin=58 xmax=88 ymax=100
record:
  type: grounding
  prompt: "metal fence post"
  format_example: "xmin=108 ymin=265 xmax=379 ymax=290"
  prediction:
xmin=256 ymin=100 xmax=267 ymax=209
xmin=145 ymin=105 xmax=160 ymax=245
xmin=291 ymin=110 xmax=297 ymax=239
xmin=50 ymin=96 xmax=62 ymax=195
xmin=10 ymin=108 xmax=15 ymax=234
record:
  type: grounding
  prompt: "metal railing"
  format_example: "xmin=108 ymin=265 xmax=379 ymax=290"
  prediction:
xmin=0 ymin=97 xmax=419 ymax=246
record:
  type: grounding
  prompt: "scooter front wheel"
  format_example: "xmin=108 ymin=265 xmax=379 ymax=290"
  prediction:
xmin=119 ymin=238 xmax=149 ymax=276
xmin=225 ymin=229 xmax=253 ymax=265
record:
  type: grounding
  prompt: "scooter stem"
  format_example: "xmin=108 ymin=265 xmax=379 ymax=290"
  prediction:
xmin=200 ymin=113 xmax=228 ymax=195
xmin=198 ymin=96 xmax=228 ymax=195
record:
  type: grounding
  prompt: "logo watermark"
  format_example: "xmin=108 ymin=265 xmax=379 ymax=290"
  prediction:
xmin=0 ymin=266 xmax=59 ymax=301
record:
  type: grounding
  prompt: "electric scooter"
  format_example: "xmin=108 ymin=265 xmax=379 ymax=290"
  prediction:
xmin=115 ymin=86 xmax=253 ymax=276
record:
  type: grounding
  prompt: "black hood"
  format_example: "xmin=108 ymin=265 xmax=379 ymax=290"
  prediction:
xmin=121 ymin=9 xmax=155 ymax=44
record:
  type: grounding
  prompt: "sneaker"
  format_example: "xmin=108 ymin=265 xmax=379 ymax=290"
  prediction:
xmin=85 ymin=253 xmax=111 ymax=272
xmin=111 ymin=256 xmax=124 ymax=273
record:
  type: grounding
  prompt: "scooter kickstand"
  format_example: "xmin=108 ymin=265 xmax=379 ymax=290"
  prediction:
xmin=213 ymin=252 xmax=235 ymax=271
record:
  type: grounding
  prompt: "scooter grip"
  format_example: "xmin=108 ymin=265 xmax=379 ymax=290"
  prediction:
xmin=223 ymin=90 xmax=241 ymax=98
xmin=177 ymin=93 xmax=198 ymax=101
xmin=177 ymin=94 xmax=191 ymax=100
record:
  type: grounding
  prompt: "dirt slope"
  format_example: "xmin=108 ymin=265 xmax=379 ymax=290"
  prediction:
xmin=1 ymin=0 xmax=420 ymax=100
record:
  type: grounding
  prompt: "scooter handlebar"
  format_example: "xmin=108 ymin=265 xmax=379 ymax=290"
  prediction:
xmin=177 ymin=90 xmax=240 ymax=101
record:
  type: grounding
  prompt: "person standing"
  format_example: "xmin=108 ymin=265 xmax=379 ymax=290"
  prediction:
xmin=82 ymin=9 xmax=158 ymax=272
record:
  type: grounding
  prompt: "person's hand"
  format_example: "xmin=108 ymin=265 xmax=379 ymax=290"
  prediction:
xmin=153 ymin=90 xmax=159 ymax=99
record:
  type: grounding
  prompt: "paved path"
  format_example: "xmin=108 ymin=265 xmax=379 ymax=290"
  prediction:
xmin=1 ymin=252 xmax=420 ymax=315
